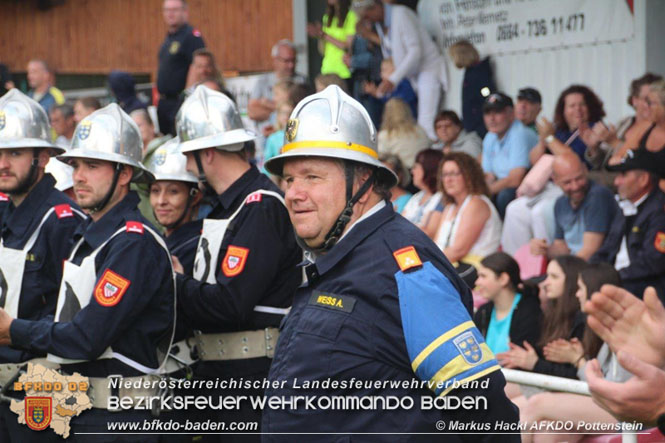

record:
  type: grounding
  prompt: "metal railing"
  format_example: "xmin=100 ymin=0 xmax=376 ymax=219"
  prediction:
xmin=502 ymin=369 xmax=637 ymax=443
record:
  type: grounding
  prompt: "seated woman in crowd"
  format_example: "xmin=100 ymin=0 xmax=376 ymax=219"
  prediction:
xmin=519 ymin=263 xmax=629 ymax=443
xmin=401 ymin=148 xmax=443 ymax=227
xmin=497 ymin=255 xmax=587 ymax=407
xmin=425 ymin=152 xmax=501 ymax=268
xmin=379 ymin=153 xmax=412 ymax=213
xmin=611 ymin=78 xmax=665 ymax=162
xmin=473 ymin=252 xmax=542 ymax=355
xmin=531 ymin=84 xmax=606 ymax=167
xmin=377 ymin=98 xmax=431 ymax=170
xmin=433 ymin=110 xmax=482 ymax=160
xmin=582 ymin=73 xmax=662 ymax=169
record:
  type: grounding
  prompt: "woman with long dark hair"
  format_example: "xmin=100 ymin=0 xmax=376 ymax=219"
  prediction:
xmin=519 ymin=263 xmax=628 ymax=443
xmin=496 ymin=255 xmax=588 ymax=379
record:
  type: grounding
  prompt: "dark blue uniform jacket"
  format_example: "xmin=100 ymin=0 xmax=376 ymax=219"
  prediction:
xmin=263 ymin=203 xmax=519 ymax=442
xmin=11 ymin=192 xmax=175 ymax=378
xmin=177 ymin=167 xmax=301 ymax=379
xmin=0 ymin=174 xmax=83 ymax=363
xmin=591 ymin=189 xmax=665 ymax=302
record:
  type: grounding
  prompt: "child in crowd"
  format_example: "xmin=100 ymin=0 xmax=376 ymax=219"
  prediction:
xmin=261 ymin=79 xmax=294 ymax=138
xmin=262 ymin=100 xmax=294 ymax=186
xmin=363 ymin=58 xmax=418 ymax=118
xmin=473 ymin=252 xmax=542 ymax=355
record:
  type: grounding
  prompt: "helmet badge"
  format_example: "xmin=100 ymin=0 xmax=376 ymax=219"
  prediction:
xmin=285 ymin=118 xmax=298 ymax=142
xmin=77 ymin=121 xmax=92 ymax=140
xmin=154 ymin=147 xmax=168 ymax=166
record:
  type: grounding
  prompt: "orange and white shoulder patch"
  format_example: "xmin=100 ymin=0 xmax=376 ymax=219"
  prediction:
xmin=392 ymin=246 xmax=423 ymax=272
xmin=655 ymin=232 xmax=665 ymax=253
xmin=94 ymin=269 xmax=131 ymax=307
xmin=0 ymin=192 xmax=8 ymax=202
xmin=221 ymin=246 xmax=249 ymax=277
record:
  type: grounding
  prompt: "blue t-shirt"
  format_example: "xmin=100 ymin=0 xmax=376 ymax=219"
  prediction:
xmin=384 ymin=79 xmax=417 ymax=118
xmin=393 ymin=193 xmax=412 ymax=214
xmin=554 ymin=180 xmax=618 ymax=253
xmin=262 ymin=129 xmax=285 ymax=175
xmin=482 ymin=120 xmax=537 ymax=179
xmin=486 ymin=293 xmax=522 ymax=354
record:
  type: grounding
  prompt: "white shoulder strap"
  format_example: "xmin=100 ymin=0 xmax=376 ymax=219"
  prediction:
xmin=227 ymin=189 xmax=286 ymax=224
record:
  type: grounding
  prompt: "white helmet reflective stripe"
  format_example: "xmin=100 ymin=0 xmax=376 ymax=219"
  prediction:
xmin=176 ymin=85 xmax=255 ymax=153
xmin=58 ymin=103 xmax=153 ymax=183
xmin=0 ymin=89 xmax=63 ymax=154
xmin=264 ymin=85 xmax=397 ymax=187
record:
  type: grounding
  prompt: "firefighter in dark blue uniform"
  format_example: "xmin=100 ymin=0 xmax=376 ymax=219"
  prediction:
xmin=263 ymin=85 xmax=520 ymax=442
xmin=591 ymin=149 xmax=665 ymax=302
xmin=0 ymin=104 xmax=176 ymax=442
xmin=0 ymin=89 xmax=84 ymax=442
xmin=171 ymin=85 xmax=301 ymax=442
xmin=146 ymin=136 xmax=202 ymax=277
xmin=145 ymin=136 xmax=202 ymax=386
xmin=157 ymin=0 xmax=205 ymax=135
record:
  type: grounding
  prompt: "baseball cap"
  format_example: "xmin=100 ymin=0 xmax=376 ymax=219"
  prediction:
xmin=483 ymin=92 xmax=513 ymax=113
xmin=606 ymin=148 xmax=665 ymax=177
xmin=517 ymin=87 xmax=542 ymax=104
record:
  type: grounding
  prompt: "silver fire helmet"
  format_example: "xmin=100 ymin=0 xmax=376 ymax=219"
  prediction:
xmin=176 ymin=85 xmax=255 ymax=153
xmin=145 ymin=137 xmax=198 ymax=184
xmin=0 ymin=89 xmax=63 ymax=154
xmin=264 ymin=85 xmax=397 ymax=187
xmin=58 ymin=103 xmax=153 ymax=183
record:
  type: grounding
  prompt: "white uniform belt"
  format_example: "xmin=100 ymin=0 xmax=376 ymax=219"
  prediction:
xmin=88 ymin=374 xmax=160 ymax=410
xmin=0 ymin=358 xmax=59 ymax=387
xmin=194 ymin=328 xmax=279 ymax=361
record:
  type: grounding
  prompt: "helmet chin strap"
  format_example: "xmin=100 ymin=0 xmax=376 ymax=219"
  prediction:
xmin=11 ymin=149 xmax=41 ymax=197
xmin=192 ymin=150 xmax=217 ymax=196
xmin=88 ymin=163 xmax=122 ymax=214
xmin=308 ymin=164 xmax=376 ymax=253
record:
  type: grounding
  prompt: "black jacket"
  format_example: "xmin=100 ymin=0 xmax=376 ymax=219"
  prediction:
xmin=532 ymin=311 xmax=586 ymax=379
xmin=590 ymin=189 xmax=665 ymax=303
xmin=462 ymin=57 xmax=495 ymax=139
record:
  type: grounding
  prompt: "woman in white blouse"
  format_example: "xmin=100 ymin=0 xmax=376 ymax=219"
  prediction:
xmin=400 ymin=148 xmax=443 ymax=228
xmin=425 ymin=152 xmax=502 ymax=267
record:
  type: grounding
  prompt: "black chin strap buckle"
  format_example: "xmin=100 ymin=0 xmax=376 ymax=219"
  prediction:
xmin=192 ymin=150 xmax=215 ymax=196
xmin=90 ymin=162 xmax=122 ymax=214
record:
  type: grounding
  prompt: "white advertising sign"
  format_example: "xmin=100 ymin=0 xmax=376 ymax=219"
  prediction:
xmin=418 ymin=0 xmax=635 ymax=54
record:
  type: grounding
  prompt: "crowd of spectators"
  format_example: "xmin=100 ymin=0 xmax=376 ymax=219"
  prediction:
xmin=2 ymin=0 xmax=665 ymax=438
xmin=300 ymin=4 xmax=665 ymax=437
